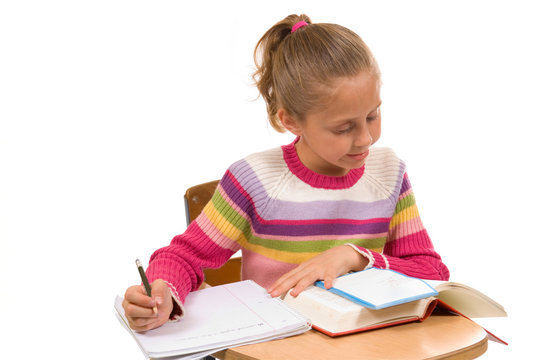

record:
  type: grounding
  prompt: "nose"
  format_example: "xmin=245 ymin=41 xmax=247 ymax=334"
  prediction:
xmin=353 ymin=123 xmax=373 ymax=148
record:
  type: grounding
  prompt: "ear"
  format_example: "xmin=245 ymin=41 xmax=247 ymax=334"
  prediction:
xmin=277 ymin=108 xmax=303 ymax=136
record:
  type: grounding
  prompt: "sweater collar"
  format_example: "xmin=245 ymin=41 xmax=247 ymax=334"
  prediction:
xmin=281 ymin=137 xmax=365 ymax=189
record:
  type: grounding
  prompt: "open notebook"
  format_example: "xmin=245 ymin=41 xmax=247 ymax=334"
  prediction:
xmin=115 ymin=280 xmax=310 ymax=359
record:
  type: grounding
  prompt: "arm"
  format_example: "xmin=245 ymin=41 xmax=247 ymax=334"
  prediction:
xmin=145 ymin=218 xmax=238 ymax=318
xmin=146 ymin=172 xmax=247 ymax=313
xmin=124 ymin=170 xmax=248 ymax=328
xmin=352 ymin=173 xmax=450 ymax=280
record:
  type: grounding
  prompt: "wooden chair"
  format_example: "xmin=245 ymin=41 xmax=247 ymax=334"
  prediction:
xmin=184 ymin=180 xmax=242 ymax=286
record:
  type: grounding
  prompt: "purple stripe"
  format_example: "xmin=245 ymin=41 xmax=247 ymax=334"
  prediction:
xmin=263 ymin=198 xmax=395 ymax=221
xmin=219 ymin=169 xmax=253 ymax=214
xmin=400 ymin=172 xmax=411 ymax=195
xmin=252 ymin=219 xmax=390 ymax=236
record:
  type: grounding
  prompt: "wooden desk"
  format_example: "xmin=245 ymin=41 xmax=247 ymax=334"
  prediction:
xmin=214 ymin=312 xmax=488 ymax=360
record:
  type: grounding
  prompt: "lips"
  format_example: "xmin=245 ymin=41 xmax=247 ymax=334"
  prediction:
xmin=347 ymin=151 xmax=369 ymax=161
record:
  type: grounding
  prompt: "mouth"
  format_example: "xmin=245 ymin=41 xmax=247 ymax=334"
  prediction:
xmin=347 ymin=151 xmax=369 ymax=161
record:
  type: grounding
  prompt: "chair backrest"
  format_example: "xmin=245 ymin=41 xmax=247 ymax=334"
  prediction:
xmin=184 ymin=180 xmax=242 ymax=286
xmin=184 ymin=180 xmax=220 ymax=226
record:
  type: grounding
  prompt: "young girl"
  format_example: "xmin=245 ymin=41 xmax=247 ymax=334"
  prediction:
xmin=123 ymin=14 xmax=450 ymax=332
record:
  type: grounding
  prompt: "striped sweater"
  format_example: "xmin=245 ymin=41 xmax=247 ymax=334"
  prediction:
xmin=147 ymin=139 xmax=450 ymax=311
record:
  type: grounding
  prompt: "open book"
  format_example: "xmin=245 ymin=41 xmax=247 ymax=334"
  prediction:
xmin=115 ymin=280 xmax=310 ymax=359
xmin=283 ymin=268 xmax=506 ymax=338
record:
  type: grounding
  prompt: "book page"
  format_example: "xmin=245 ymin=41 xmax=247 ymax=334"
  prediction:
xmin=424 ymin=280 xmax=507 ymax=317
xmin=285 ymin=285 xmax=362 ymax=312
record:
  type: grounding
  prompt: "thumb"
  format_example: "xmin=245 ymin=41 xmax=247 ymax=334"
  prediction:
xmin=150 ymin=279 xmax=170 ymax=307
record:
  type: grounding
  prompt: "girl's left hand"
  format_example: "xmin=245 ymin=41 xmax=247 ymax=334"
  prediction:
xmin=267 ymin=245 xmax=369 ymax=298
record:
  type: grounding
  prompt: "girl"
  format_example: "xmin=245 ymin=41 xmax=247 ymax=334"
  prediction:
xmin=123 ymin=14 xmax=449 ymax=332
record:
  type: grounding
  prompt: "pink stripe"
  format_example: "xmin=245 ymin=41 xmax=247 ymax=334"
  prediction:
xmin=398 ymin=187 xmax=413 ymax=201
xmin=251 ymin=231 xmax=388 ymax=242
xmin=259 ymin=217 xmax=391 ymax=226
xmin=242 ymin=249 xmax=297 ymax=289
xmin=389 ymin=217 xmax=425 ymax=239
xmin=195 ymin=213 xmax=240 ymax=251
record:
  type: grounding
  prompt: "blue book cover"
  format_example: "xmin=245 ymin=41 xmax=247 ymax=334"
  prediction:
xmin=315 ymin=268 xmax=437 ymax=310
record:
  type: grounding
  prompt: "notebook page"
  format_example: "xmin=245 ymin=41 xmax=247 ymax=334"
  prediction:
xmin=115 ymin=280 xmax=309 ymax=358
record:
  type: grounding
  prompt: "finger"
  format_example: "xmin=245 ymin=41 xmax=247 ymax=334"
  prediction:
xmin=125 ymin=285 xmax=157 ymax=309
xmin=268 ymin=267 xmax=299 ymax=293
xmin=289 ymin=275 xmax=319 ymax=297
xmin=129 ymin=315 xmax=156 ymax=328
xmin=130 ymin=316 xmax=163 ymax=332
xmin=269 ymin=272 xmax=301 ymax=297
xmin=150 ymin=283 xmax=167 ymax=309
xmin=123 ymin=300 xmax=158 ymax=318
xmin=271 ymin=267 xmax=314 ymax=298
xmin=323 ymin=274 xmax=335 ymax=289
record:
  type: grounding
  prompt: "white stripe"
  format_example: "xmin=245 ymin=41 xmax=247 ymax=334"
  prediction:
xmin=381 ymin=253 xmax=390 ymax=269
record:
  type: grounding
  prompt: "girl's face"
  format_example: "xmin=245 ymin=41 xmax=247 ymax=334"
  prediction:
xmin=281 ymin=71 xmax=382 ymax=177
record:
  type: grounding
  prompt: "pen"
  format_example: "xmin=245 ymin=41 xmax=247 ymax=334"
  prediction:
xmin=136 ymin=259 xmax=158 ymax=314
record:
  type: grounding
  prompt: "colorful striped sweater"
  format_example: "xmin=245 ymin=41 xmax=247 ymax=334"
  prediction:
xmin=147 ymin=139 xmax=450 ymax=311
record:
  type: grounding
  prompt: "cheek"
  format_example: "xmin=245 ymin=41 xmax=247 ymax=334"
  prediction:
xmin=369 ymin=122 xmax=382 ymax=144
xmin=331 ymin=138 xmax=354 ymax=157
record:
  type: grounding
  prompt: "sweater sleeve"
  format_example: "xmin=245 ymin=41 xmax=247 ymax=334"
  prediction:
xmin=353 ymin=173 xmax=450 ymax=280
xmin=145 ymin=170 xmax=246 ymax=312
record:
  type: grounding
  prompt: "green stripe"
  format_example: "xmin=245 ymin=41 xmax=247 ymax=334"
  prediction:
xmin=247 ymin=235 xmax=386 ymax=253
xmin=211 ymin=191 xmax=248 ymax=229
xmin=394 ymin=193 xmax=416 ymax=214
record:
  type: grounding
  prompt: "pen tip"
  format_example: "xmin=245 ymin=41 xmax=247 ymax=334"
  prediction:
xmin=135 ymin=259 xmax=142 ymax=267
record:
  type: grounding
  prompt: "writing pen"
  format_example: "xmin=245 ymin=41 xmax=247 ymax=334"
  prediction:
xmin=136 ymin=259 xmax=158 ymax=314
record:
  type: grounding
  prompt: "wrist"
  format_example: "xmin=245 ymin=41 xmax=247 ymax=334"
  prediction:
xmin=343 ymin=244 xmax=370 ymax=271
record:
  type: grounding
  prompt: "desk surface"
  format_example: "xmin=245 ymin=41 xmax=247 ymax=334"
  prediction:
xmin=214 ymin=312 xmax=487 ymax=360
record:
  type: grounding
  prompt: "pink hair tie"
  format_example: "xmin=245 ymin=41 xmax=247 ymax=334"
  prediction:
xmin=291 ymin=21 xmax=308 ymax=33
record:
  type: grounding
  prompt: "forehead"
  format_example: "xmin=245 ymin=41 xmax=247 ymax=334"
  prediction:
xmin=313 ymin=72 xmax=381 ymax=122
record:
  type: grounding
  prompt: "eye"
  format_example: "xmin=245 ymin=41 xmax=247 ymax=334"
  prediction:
xmin=367 ymin=108 xmax=380 ymax=122
xmin=334 ymin=125 xmax=354 ymax=134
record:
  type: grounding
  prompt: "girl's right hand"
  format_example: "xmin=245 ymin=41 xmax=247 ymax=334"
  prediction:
xmin=122 ymin=278 xmax=174 ymax=332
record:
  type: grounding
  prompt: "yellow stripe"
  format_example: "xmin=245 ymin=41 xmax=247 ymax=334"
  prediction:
xmin=244 ymin=242 xmax=321 ymax=264
xmin=389 ymin=204 xmax=420 ymax=229
xmin=243 ymin=241 xmax=385 ymax=265
xmin=203 ymin=203 xmax=244 ymax=241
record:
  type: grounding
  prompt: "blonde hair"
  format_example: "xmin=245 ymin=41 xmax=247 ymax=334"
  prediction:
xmin=253 ymin=14 xmax=380 ymax=132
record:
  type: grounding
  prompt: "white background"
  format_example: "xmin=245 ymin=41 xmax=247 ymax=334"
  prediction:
xmin=1 ymin=1 xmax=540 ymax=358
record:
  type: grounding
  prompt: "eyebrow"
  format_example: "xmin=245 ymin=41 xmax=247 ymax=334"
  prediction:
xmin=371 ymin=101 xmax=382 ymax=113
xmin=330 ymin=101 xmax=382 ymax=125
